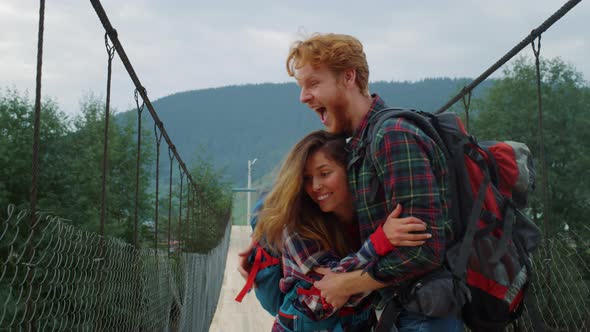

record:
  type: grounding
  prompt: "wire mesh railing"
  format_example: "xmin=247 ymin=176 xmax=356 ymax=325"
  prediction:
xmin=0 ymin=204 xmax=231 ymax=331
xmin=518 ymin=230 xmax=590 ymax=331
xmin=1 ymin=0 xmax=234 ymax=329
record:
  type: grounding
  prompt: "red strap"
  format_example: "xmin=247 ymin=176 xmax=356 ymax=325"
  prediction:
xmin=235 ymin=247 xmax=263 ymax=302
xmin=296 ymin=286 xmax=332 ymax=310
xmin=296 ymin=285 xmax=322 ymax=297
xmin=339 ymin=306 xmax=356 ymax=316
xmin=295 ymin=286 xmax=368 ymax=317
xmin=259 ymin=248 xmax=280 ymax=269
xmin=339 ymin=299 xmax=371 ymax=316
xmin=278 ymin=310 xmax=296 ymax=319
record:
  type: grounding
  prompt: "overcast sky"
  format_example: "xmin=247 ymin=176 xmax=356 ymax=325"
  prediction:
xmin=1 ymin=0 xmax=588 ymax=115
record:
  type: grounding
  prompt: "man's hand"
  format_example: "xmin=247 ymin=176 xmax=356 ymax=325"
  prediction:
xmin=237 ymin=239 xmax=255 ymax=281
xmin=313 ymin=267 xmax=351 ymax=309
xmin=383 ymin=204 xmax=431 ymax=247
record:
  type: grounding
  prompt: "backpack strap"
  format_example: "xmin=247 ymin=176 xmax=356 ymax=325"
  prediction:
xmin=374 ymin=300 xmax=400 ymax=332
xmin=362 ymin=108 xmax=452 ymax=204
xmin=235 ymin=245 xmax=280 ymax=303
xmin=488 ymin=197 xmax=516 ymax=264
xmin=450 ymin=150 xmax=491 ymax=278
xmin=235 ymin=246 xmax=263 ymax=302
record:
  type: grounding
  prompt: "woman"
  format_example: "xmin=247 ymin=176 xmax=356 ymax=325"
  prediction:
xmin=252 ymin=130 xmax=430 ymax=331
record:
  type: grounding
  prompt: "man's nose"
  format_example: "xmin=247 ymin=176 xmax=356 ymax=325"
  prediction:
xmin=300 ymin=87 xmax=311 ymax=104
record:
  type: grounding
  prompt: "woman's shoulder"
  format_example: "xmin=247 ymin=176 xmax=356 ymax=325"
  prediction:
xmin=282 ymin=228 xmax=319 ymax=254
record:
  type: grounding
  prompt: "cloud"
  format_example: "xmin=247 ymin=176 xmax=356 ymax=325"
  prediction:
xmin=1 ymin=0 xmax=588 ymax=115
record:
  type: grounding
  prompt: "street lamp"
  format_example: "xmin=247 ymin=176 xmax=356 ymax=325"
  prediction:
xmin=247 ymin=158 xmax=258 ymax=225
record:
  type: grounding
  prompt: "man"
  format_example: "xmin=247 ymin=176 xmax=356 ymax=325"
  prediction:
xmin=285 ymin=33 xmax=462 ymax=331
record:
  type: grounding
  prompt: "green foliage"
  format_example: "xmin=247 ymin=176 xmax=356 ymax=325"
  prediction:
xmin=0 ymin=90 xmax=154 ymax=242
xmin=0 ymin=89 xmax=69 ymax=215
xmin=183 ymin=153 xmax=232 ymax=253
xmin=58 ymin=94 xmax=155 ymax=241
xmin=472 ymin=57 xmax=590 ymax=237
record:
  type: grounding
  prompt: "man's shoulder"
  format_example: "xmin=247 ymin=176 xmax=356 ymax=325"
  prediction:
xmin=373 ymin=116 xmax=431 ymax=142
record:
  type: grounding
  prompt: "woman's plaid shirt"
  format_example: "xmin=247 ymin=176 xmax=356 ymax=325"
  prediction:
xmin=273 ymin=226 xmax=394 ymax=330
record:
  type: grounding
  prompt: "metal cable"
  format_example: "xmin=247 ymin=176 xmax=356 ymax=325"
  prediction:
xmin=89 ymin=0 xmax=221 ymax=215
xmin=531 ymin=35 xmax=551 ymax=243
xmin=178 ymin=169 xmax=184 ymax=252
xmin=26 ymin=1 xmax=46 ymax=329
xmin=95 ymin=35 xmax=116 ymax=330
xmin=435 ymin=0 xmax=582 ymax=114
xmin=167 ymin=147 xmax=174 ymax=257
xmin=462 ymin=89 xmax=472 ymax=132
xmin=100 ymin=32 xmax=115 ymax=240
xmin=154 ymin=122 xmax=164 ymax=252
xmin=133 ymin=88 xmax=145 ymax=249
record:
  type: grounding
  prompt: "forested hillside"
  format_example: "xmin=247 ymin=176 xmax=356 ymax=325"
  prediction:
xmin=118 ymin=78 xmax=494 ymax=185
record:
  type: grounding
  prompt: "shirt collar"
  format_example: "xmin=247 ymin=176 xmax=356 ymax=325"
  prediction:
xmin=349 ymin=94 xmax=387 ymax=149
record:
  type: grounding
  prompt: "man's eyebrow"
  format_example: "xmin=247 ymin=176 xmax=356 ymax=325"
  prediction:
xmin=297 ymin=75 xmax=317 ymax=85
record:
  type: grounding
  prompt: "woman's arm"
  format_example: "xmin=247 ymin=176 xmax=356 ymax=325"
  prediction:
xmin=281 ymin=231 xmax=342 ymax=320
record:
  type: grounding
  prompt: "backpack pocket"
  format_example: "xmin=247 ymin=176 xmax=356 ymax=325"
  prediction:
xmin=402 ymin=268 xmax=470 ymax=318
xmin=254 ymin=263 xmax=284 ymax=316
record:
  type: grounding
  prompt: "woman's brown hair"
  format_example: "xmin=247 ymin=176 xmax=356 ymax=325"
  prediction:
xmin=253 ymin=130 xmax=351 ymax=257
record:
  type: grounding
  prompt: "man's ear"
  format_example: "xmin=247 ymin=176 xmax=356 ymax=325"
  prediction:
xmin=343 ymin=68 xmax=356 ymax=88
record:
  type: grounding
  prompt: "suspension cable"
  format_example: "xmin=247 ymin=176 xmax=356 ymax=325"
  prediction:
xmin=435 ymin=0 xmax=582 ymax=114
xmin=27 ymin=1 xmax=46 ymax=329
xmin=96 ymin=32 xmax=115 ymax=330
xmin=531 ymin=35 xmax=551 ymax=242
xmin=154 ymin=122 xmax=164 ymax=252
xmin=100 ymin=33 xmax=116 ymax=239
xmin=89 ymin=0 xmax=209 ymax=204
xmin=178 ymin=168 xmax=184 ymax=252
xmin=133 ymin=88 xmax=145 ymax=249
xmin=167 ymin=147 xmax=174 ymax=257
xmin=462 ymin=89 xmax=472 ymax=132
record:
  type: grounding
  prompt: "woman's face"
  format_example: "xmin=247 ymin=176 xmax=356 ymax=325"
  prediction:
xmin=303 ymin=150 xmax=354 ymax=220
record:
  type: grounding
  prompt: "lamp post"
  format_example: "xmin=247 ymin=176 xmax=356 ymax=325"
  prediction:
xmin=247 ymin=158 xmax=257 ymax=225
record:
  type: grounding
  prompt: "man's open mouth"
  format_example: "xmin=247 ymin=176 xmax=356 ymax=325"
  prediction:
xmin=316 ymin=107 xmax=327 ymax=124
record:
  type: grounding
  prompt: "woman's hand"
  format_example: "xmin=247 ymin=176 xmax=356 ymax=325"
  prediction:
xmin=314 ymin=267 xmax=351 ymax=309
xmin=383 ymin=204 xmax=431 ymax=247
xmin=237 ymin=239 xmax=255 ymax=281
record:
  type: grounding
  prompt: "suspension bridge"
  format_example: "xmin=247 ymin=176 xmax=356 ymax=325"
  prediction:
xmin=1 ymin=0 xmax=589 ymax=331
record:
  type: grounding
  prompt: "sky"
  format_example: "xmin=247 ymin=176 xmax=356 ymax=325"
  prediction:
xmin=1 ymin=0 xmax=588 ymax=115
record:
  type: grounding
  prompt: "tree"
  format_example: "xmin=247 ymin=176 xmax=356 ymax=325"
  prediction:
xmin=0 ymin=89 xmax=155 ymax=242
xmin=184 ymin=153 xmax=232 ymax=253
xmin=472 ymin=57 xmax=590 ymax=236
xmin=56 ymin=94 xmax=155 ymax=241
xmin=0 ymin=88 xmax=69 ymax=217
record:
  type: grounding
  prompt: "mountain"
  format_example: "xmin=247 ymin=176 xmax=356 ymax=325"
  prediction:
xmin=117 ymin=78 xmax=493 ymax=186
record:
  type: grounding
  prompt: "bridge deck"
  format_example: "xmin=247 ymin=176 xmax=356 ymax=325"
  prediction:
xmin=210 ymin=226 xmax=275 ymax=331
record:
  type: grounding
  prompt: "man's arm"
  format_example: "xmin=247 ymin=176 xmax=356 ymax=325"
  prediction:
xmin=328 ymin=204 xmax=429 ymax=273
xmin=367 ymin=119 xmax=448 ymax=284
